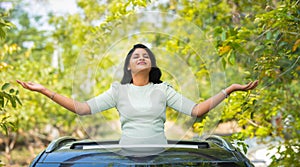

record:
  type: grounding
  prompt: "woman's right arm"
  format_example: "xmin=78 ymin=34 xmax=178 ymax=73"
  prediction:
xmin=16 ymin=80 xmax=91 ymax=115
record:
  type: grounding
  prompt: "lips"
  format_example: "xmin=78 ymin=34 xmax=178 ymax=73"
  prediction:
xmin=137 ymin=62 xmax=146 ymax=65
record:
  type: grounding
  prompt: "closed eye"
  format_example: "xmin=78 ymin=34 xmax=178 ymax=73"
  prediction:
xmin=132 ymin=54 xmax=140 ymax=59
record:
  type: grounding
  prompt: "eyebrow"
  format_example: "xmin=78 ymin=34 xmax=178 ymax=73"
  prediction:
xmin=133 ymin=53 xmax=148 ymax=55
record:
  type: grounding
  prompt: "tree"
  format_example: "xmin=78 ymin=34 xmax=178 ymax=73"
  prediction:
xmin=0 ymin=5 xmax=22 ymax=166
xmin=1 ymin=0 xmax=299 ymax=166
xmin=209 ymin=0 xmax=300 ymax=165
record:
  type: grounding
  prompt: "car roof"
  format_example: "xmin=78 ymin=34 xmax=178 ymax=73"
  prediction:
xmin=31 ymin=135 xmax=254 ymax=167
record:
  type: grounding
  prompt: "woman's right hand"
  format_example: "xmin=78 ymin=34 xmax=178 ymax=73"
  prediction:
xmin=16 ymin=80 xmax=46 ymax=92
xmin=16 ymin=80 xmax=91 ymax=115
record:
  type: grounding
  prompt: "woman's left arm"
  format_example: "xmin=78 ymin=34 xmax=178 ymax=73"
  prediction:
xmin=191 ymin=80 xmax=259 ymax=117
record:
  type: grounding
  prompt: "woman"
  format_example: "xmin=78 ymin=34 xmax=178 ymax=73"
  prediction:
xmin=17 ymin=44 xmax=258 ymax=146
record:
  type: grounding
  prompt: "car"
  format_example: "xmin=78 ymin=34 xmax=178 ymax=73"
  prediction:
xmin=29 ymin=135 xmax=254 ymax=167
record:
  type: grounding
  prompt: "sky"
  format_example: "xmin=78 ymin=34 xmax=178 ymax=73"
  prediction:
xmin=20 ymin=0 xmax=80 ymax=31
xmin=23 ymin=0 xmax=79 ymax=16
xmin=0 ymin=0 xmax=79 ymax=47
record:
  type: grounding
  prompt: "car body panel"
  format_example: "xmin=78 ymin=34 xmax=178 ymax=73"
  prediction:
xmin=30 ymin=135 xmax=254 ymax=167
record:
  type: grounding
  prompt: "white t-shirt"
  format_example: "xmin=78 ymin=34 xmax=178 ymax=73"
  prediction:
xmin=86 ymin=82 xmax=196 ymax=145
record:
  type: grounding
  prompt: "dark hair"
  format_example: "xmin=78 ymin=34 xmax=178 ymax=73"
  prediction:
xmin=121 ymin=44 xmax=162 ymax=84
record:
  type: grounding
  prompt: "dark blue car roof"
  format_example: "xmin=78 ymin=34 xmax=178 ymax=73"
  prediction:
xmin=30 ymin=136 xmax=254 ymax=167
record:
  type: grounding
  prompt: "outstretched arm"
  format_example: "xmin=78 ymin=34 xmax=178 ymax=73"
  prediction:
xmin=191 ymin=80 xmax=259 ymax=117
xmin=16 ymin=80 xmax=91 ymax=115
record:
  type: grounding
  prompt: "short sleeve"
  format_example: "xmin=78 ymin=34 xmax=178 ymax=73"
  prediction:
xmin=86 ymin=82 xmax=119 ymax=114
xmin=164 ymin=82 xmax=196 ymax=116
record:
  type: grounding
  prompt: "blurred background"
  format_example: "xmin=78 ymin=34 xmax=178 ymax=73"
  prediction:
xmin=0 ymin=0 xmax=299 ymax=166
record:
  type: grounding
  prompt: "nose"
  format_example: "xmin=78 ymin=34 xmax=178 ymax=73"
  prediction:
xmin=139 ymin=57 xmax=145 ymax=61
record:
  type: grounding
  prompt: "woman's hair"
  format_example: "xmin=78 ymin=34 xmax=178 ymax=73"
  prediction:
xmin=121 ymin=44 xmax=162 ymax=84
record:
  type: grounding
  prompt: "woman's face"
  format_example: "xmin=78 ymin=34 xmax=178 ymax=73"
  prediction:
xmin=128 ymin=48 xmax=152 ymax=74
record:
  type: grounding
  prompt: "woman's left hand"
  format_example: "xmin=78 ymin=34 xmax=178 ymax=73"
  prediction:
xmin=227 ymin=80 xmax=259 ymax=94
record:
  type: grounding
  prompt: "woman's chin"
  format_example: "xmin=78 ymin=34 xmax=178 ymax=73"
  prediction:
xmin=132 ymin=68 xmax=151 ymax=74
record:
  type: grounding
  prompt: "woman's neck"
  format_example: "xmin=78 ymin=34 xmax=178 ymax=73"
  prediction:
xmin=132 ymin=73 xmax=149 ymax=86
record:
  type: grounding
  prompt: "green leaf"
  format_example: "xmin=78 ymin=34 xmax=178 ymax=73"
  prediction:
xmin=0 ymin=96 xmax=4 ymax=108
xmin=9 ymin=89 xmax=14 ymax=94
xmin=221 ymin=30 xmax=227 ymax=41
xmin=254 ymin=45 xmax=264 ymax=52
xmin=1 ymin=83 xmax=10 ymax=91
xmin=227 ymin=50 xmax=236 ymax=65
xmin=9 ymin=96 xmax=16 ymax=108
xmin=15 ymin=97 xmax=22 ymax=106
xmin=0 ymin=28 xmax=6 ymax=40
xmin=1 ymin=124 xmax=8 ymax=135
xmin=222 ymin=57 xmax=227 ymax=69
xmin=266 ymin=31 xmax=272 ymax=40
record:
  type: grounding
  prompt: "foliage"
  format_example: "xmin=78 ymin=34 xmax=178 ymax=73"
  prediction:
xmin=1 ymin=0 xmax=300 ymax=166
xmin=0 ymin=8 xmax=21 ymax=166
xmin=0 ymin=6 xmax=16 ymax=124
xmin=0 ymin=15 xmax=14 ymax=40
xmin=212 ymin=0 xmax=300 ymax=165
xmin=157 ymin=0 xmax=300 ymax=165
xmin=0 ymin=83 xmax=22 ymax=135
